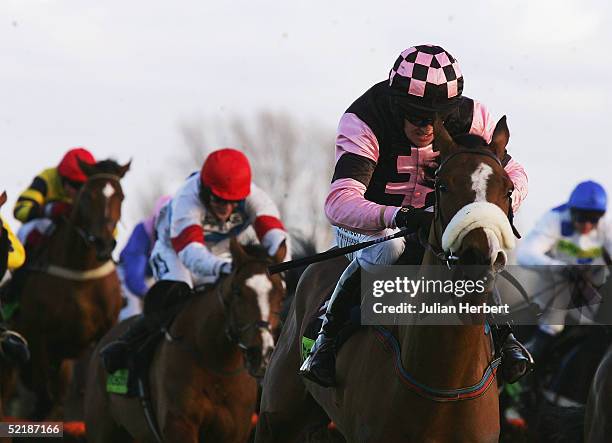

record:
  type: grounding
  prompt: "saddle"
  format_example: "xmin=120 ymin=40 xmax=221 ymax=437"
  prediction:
xmin=106 ymin=280 xmax=192 ymax=397
xmin=301 ymin=234 xmax=426 ymax=362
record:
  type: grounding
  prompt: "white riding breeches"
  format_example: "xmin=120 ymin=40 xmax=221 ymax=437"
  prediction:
xmin=334 ymin=226 xmax=406 ymax=273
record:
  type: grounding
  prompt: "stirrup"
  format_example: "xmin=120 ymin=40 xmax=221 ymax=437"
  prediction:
xmin=298 ymin=335 xmax=337 ymax=387
xmin=502 ymin=337 xmax=534 ymax=383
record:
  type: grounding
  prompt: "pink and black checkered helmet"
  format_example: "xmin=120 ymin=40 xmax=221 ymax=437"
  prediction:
xmin=389 ymin=45 xmax=464 ymax=115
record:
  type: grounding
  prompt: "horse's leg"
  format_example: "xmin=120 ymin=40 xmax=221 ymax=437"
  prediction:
xmin=161 ymin=411 xmax=199 ymax=443
xmin=257 ymin=308 xmax=333 ymax=443
xmin=44 ymin=358 xmax=74 ymax=420
xmin=84 ymin=343 xmax=134 ymax=443
xmin=20 ymin=334 xmax=54 ymax=420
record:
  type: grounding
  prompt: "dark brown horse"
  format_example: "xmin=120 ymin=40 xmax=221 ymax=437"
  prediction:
xmin=85 ymin=239 xmax=286 ymax=443
xmin=584 ymin=342 xmax=612 ymax=442
xmin=7 ymin=159 xmax=130 ymax=420
xmin=256 ymin=117 xmax=517 ymax=442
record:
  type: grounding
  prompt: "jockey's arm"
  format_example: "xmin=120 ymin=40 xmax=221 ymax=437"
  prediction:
xmin=472 ymin=101 xmax=528 ymax=213
xmin=504 ymin=159 xmax=528 ymax=213
xmin=176 ymin=240 xmax=231 ymax=281
xmin=602 ymin=218 xmax=612 ymax=261
xmin=169 ymin=181 xmax=230 ymax=282
xmin=119 ymin=222 xmax=152 ymax=297
xmin=245 ymin=184 xmax=290 ymax=261
xmin=1 ymin=218 xmax=25 ymax=271
xmin=13 ymin=168 xmax=69 ymax=223
xmin=516 ymin=210 xmax=566 ymax=266
xmin=325 ymin=113 xmax=398 ymax=234
xmin=14 ymin=173 xmax=49 ymax=223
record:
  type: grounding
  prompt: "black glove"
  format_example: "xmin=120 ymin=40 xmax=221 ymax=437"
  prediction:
xmin=394 ymin=206 xmax=434 ymax=233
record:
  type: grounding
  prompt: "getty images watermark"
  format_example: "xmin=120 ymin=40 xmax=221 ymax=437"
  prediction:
xmin=370 ymin=274 xmax=508 ymax=315
xmin=360 ymin=265 xmax=612 ymax=326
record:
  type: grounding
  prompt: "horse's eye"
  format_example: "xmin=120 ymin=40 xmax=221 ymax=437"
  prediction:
xmin=507 ymin=189 xmax=514 ymax=198
xmin=436 ymin=182 xmax=448 ymax=193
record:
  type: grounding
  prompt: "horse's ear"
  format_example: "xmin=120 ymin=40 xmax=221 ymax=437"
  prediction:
xmin=272 ymin=240 xmax=287 ymax=264
xmin=77 ymin=158 xmax=96 ymax=178
xmin=0 ymin=191 xmax=7 ymax=207
xmin=433 ymin=117 xmax=458 ymax=157
xmin=117 ymin=160 xmax=132 ymax=178
xmin=489 ymin=116 xmax=510 ymax=160
xmin=229 ymin=237 xmax=249 ymax=266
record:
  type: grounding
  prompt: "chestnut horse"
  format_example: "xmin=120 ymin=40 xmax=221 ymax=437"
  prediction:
xmin=256 ymin=117 xmax=517 ymax=442
xmin=7 ymin=159 xmax=130 ymax=420
xmin=85 ymin=239 xmax=286 ymax=443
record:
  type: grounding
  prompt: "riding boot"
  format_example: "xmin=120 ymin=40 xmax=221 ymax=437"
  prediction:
xmin=99 ymin=314 xmax=152 ymax=373
xmin=299 ymin=259 xmax=361 ymax=387
xmin=500 ymin=332 xmax=534 ymax=384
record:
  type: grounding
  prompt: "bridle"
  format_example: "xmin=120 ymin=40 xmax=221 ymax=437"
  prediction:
xmin=424 ymin=148 xmax=521 ymax=268
xmin=214 ymin=264 xmax=278 ymax=353
xmin=70 ymin=173 xmax=123 ymax=255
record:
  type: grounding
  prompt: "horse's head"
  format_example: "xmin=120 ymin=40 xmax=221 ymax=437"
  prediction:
xmin=432 ymin=116 xmax=517 ymax=277
xmin=222 ymin=238 xmax=286 ymax=378
xmin=72 ymin=159 xmax=131 ymax=261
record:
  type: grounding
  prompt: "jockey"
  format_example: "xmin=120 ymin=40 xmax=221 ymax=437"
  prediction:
xmin=299 ymin=44 xmax=532 ymax=387
xmin=1 ymin=218 xmax=26 ymax=280
xmin=149 ymin=147 xmax=289 ymax=286
xmin=100 ymin=148 xmax=289 ymax=373
xmin=517 ymin=180 xmax=612 ymax=355
xmin=0 ymin=213 xmax=29 ymax=364
xmin=118 ymin=195 xmax=172 ymax=321
xmin=14 ymin=147 xmax=96 ymax=247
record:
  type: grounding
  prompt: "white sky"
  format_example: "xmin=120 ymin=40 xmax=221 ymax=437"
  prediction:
xmin=1 ymin=0 xmax=611 ymax=248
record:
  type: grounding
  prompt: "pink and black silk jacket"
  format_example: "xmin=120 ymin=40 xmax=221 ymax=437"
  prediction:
xmin=326 ymin=81 xmax=528 ymax=235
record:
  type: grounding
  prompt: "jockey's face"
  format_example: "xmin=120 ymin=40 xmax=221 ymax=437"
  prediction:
xmin=572 ymin=210 xmax=604 ymax=235
xmin=404 ymin=118 xmax=434 ymax=147
xmin=208 ymin=193 xmax=240 ymax=222
xmin=62 ymin=180 xmax=82 ymax=200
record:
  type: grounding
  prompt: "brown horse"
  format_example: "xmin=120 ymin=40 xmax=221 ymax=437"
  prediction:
xmin=256 ymin=117 xmax=517 ymax=443
xmin=7 ymin=159 xmax=130 ymax=420
xmin=85 ymin=239 xmax=286 ymax=443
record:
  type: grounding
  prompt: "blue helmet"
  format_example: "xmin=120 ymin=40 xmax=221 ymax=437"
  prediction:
xmin=568 ymin=181 xmax=607 ymax=212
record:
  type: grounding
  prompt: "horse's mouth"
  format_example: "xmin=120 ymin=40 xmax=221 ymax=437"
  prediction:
xmin=245 ymin=346 xmax=273 ymax=378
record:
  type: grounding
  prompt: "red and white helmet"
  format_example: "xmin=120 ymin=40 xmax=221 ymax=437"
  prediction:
xmin=389 ymin=44 xmax=464 ymax=114
xmin=200 ymin=148 xmax=251 ymax=201
xmin=57 ymin=147 xmax=96 ymax=183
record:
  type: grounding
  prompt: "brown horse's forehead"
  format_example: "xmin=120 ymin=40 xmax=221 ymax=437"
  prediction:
xmin=88 ymin=178 xmax=124 ymax=199
xmin=441 ymin=154 xmax=506 ymax=183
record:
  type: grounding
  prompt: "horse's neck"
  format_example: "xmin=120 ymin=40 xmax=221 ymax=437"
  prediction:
xmin=396 ymin=235 xmax=492 ymax=389
xmin=185 ymin=289 xmax=243 ymax=369
xmin=45 ymin=222 xmax=98 ymax=269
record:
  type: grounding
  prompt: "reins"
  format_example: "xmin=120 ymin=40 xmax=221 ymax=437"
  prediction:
xmin=383 ymin=148 xmax=521 ymax=402
xmin=30 ymin=173 xmax=123 ymax=281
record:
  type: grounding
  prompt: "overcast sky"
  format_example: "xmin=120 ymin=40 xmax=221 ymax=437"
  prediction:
xmin=1 ymin=0 xmax=611 ymax=248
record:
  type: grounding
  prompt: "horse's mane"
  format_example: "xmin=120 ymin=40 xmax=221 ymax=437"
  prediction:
xmin=241 ymin=243 xmax=271 ymax=260
xmin=452 ymin=133 xmax=488 ymax=150
xmin=89 ymin=159 xmax=124 ymax=176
